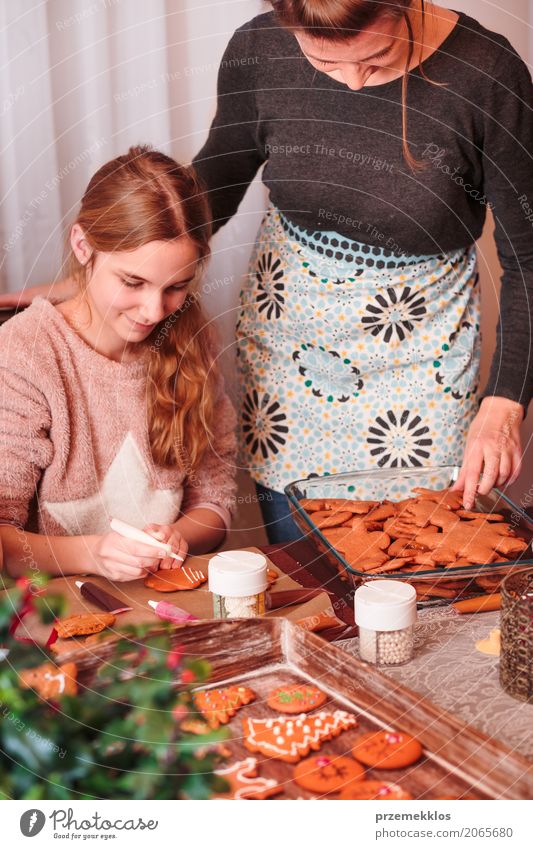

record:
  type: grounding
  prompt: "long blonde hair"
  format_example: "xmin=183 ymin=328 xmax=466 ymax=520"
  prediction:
xmin=66 ymin=144 xmax=218 ymax=471
xmin=272 ymin=0 xmax=442 ymax=171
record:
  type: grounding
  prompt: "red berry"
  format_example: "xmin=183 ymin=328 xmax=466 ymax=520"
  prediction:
xmin=166 ymin=646 xmax=184 ymax=670
xmin=180 ymin=669 xmax=196 ymax=684
xmin=171 ymin=704 xmax=188 ymax=722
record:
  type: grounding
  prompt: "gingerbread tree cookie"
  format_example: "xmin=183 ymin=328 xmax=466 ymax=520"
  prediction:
xmin=243 ymin=710 xmax=358 ymax=763
xmin=193 ymin=685 xmax=256 ymax=729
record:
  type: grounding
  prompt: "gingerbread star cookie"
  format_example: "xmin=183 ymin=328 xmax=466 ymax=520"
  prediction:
xmin=214 ymin=758 xmax=283 ymax=799
xmin=144 ymin=566 xmax=207 ymax=592
xmin=267 ymin=684 xmax=327 ymax=714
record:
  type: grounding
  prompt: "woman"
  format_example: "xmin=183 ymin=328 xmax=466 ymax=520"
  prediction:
xmin=0 ymin=146 xmax=236 ymax=579
xmin=192 ymin=0 xmax=531 ymax=541
xmin=4 ymin=2 xmax=531 ymax=543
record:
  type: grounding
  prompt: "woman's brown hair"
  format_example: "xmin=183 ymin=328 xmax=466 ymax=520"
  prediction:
xmin=272 ymin=0 xmax=440 ymax=171
xmin=66 ymin=144 xmax=218 ymax=471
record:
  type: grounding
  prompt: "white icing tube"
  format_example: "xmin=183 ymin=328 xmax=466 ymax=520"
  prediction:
xmin=110 ymin=517 xmax=184 ymax=563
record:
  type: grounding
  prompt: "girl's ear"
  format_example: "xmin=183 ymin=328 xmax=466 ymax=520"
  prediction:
xmin=70 ymin=223 xmax=93 ymax=266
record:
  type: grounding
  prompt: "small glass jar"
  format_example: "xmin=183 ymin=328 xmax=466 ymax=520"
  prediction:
xmin=500 ymin=567 xmax=533 ymax=703
xmin=208 ymin=550 xmax=267 ymax=619
xmin=354 ymin=580 xmax=417 ymax=667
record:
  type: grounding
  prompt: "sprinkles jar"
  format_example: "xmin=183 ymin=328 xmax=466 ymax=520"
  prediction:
xmin=208 ymin=550 xmax=268 ymax=619
xmin=354 ymin=580 xmax=417 ymax=667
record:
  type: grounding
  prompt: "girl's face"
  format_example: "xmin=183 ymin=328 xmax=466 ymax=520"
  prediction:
xmin=295 ymin=14 xmax=408 ymax=90
xmin=70 ymin=227 xmax=200 ymax=359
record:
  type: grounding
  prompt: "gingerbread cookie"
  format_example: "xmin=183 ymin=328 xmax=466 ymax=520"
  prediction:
xmin=19 ymin=662 xmax=78 ymax=699
xmin=214 ymin=758 xmax=283 ymax=799
xmin=293 ymin=755 xmax=365 ymax=794
xmin=351 ymin=730 xmax=423 ymax=769
xmin=55 ymin=612 xmax=115 ymax=638
xmin=412 ymin=487 xmax=464 ymax=511
xmin=309 ymin=510 xmax=354 ymax=529
xmin=144 ymin=566 xmax=207 ymax=592
xmin=243 ymin=710 xmax=358 ymax=763
xmin=194 ymin=685 xmax=256 ymax=729
xmin=339 ymin=780 xmax=413 ymax=800
xmin=403 ymin=500 xmax=458 ymax=531
xmin=325 ymin=499 xmax=379 ymax=514
xmin=267 ymin=684 xmax=327 ymax=714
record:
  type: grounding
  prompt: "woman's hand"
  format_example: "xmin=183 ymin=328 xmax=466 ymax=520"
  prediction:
xmin=90 ymin=531 xmax=168 ymax=582
xmin=142 ymin=523 xmax=189 ymax=569
xmin=452 ymin=396 xmax=524 ymax=509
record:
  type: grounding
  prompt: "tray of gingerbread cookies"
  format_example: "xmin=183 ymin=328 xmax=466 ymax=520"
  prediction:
xmin=62 ymin=617 xmax=533 ymax=800
xmin=285 ymin=465 xmax=533 ymax=605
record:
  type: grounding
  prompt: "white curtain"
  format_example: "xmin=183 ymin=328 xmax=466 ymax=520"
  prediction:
xmin=0 ymin=0 xmax=266 ymax=305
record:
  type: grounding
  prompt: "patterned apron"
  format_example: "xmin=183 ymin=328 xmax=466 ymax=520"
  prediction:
xmin=236 ymin=208 xmax=481 ymax=492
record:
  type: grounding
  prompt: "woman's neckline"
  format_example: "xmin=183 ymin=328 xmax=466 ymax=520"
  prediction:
xmin=307 ymin=8 xmax=464 ymax=92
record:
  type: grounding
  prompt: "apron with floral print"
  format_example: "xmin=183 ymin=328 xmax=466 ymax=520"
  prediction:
xmin=236 ymin=207 xmax=481 ymax=492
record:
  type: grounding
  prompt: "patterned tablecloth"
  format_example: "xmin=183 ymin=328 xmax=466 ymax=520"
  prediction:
xmin=339 ymin=607 xmax=533 ymax=760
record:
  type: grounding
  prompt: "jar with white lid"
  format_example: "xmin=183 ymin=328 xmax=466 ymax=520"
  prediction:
xmin=208 ymin=550 xmax=268 ymax=619
xmin=354 ymin=580 xmax=417 ymax=666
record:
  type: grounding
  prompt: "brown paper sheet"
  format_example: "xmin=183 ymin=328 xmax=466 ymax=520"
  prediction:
xmin=14 ymin=548 xmax=341 ymax=657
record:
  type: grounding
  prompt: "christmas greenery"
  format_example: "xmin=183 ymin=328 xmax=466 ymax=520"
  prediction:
xmin=0 ymin=575 xmax=228 ymax=799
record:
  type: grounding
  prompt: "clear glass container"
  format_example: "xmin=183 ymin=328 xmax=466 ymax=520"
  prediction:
xmin=500 ymin=567 xmax=533 ymax=703
xmin=208 ymin=551 xmax=268 ymax=620
xmin=354 ymin=580 xmax=417 ymax=667
xmin=358 ymin=624 xmax=415 ymax=666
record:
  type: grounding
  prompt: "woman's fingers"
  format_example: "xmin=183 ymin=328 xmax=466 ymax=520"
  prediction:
xmin=509 ymin=448 xmax=523 ymax=485
xmin=496 ymin=451 xmax=512 ymax=487
xmin=460 ymin=445 xmax=484 ymax=509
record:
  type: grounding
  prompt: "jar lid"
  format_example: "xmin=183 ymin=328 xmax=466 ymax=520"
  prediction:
xmin=354 ymin=579 xmax=417 ymax=631
xmin=208 ymin=550 xmax=268 ymax=597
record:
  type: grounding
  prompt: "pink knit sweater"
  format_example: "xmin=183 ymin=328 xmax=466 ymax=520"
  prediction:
xmin=0 ymin=299 xmax=237 ymax=536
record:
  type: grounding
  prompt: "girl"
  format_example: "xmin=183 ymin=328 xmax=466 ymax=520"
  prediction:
xmin=0 ymin=146 xmax=237 ymax=580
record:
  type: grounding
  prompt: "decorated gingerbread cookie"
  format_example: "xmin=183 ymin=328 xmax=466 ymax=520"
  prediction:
xmin=194 ymin=685 xmax=256 ymax=729
xmin=267 ymin=684 xmax=327 ymax=714
xmin=19 ymin=661 xmax=78 ymax=699
xmin=293 ymin=755 xmax=365 ymax=794
xmin=144 ymin=566 xmax=207 ymax=592
xmin=339 ymin=780 xmax=413 ymax=800
xmin=214 ymin=758 xmax=283 ymax=799
xmin=55 ymin=612 xmax=115 ymax=638
xmin=243 ymin=710 xmax=358 ymax=763
xmin=351 ymin=730 xmax=423 ymax=769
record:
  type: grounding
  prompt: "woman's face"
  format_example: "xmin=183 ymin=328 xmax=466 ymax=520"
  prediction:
xmin=295 ymin=14 xmax=408 ymax=89
xmin=71 ymin=227 xmax=199 ymax=357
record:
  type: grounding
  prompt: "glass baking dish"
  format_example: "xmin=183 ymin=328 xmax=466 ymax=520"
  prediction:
xmin=285 ymin=465 xmax=533 ymax=604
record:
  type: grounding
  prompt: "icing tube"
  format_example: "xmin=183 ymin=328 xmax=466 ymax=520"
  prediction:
xmin=75 ymin=580 xmax=132 ymax=614
xmin=147 ymin=600 xmax=197 ymax=624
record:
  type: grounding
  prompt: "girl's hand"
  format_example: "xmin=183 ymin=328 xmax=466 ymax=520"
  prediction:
xmin=451 ymin=396 xmax=524 ymax=509
xmin=91 ymin=531 xmax=167 ymax=582
xmin=142 ymin=523 xmax=189 ymax=569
